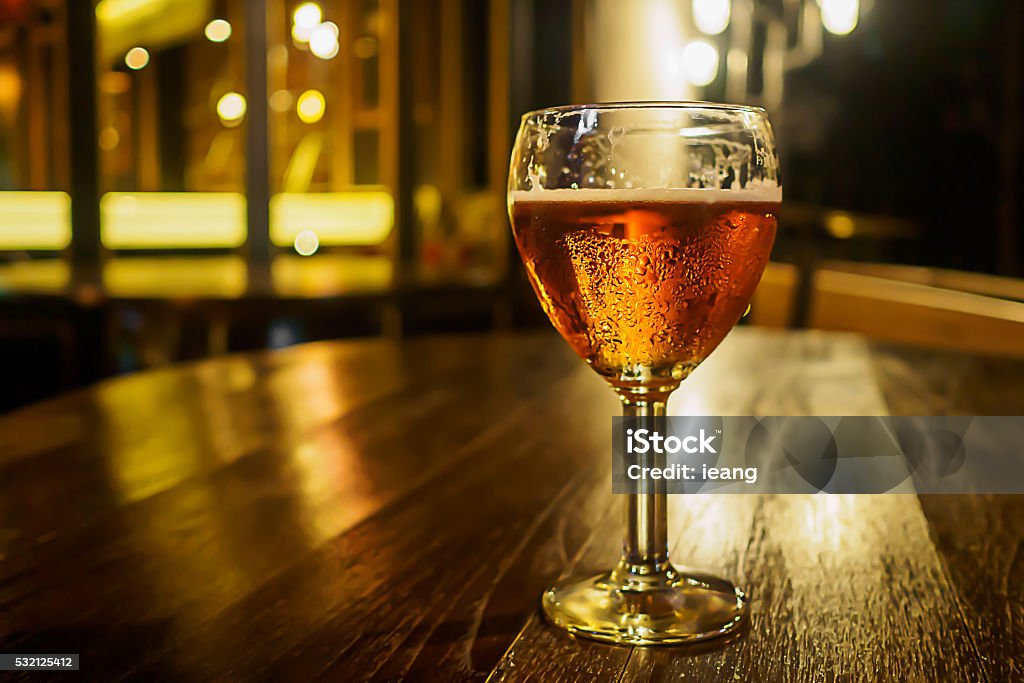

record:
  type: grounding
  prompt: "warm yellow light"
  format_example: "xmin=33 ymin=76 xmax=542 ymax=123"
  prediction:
xmin=291 ymin=2 xmax=322 ymax=42
xmin=293 ymin=2 xmax=322 ymax=28
xmin=269 ymin=89 xmax=293 ymax=112
xmin=0 ymin=64 xmax=22 ymax=118
xmin=270 ymin=191 xmax=394 ymax=247
xmin=103 ymin=257 xmax=247 ymax=298
xmin=820 ymin=0 xmax=858 ymax=35
xmin=692 ymin=0 xmax=730 ymax=35
xmin=826 ymin=212 xmax=856 ymax=239
xmin=268 ymin=89 xmax=292 ymax=113
xmin=296 ymin=89 xmax=325 ymax=123
xmin=0 ymin=260 xmax=70 ymax=294
xmin=100 ymin=71 xmax=131 ymax=94
xmin=294 ymin=230 xmax=320 ymax=255
xmin=0 ymin=192 xmax=71 ymax=250
xmin=125 ymin=46 xmax=150 ymax=69
xmin=99 ymin=126 xmax=121 ymax=151
xmin=268 ymin=44 xmax=289 ymax=69
xmin=309 ymin=21 xmax=340 ymax=59
xmin=414 ymin=185 xmax=442 ymax=228
xmin=272 ymin=254 xmax=393 ymax=297
xmin=216 ymin=91 xmax=247 ymax=125
xmin=282 ymin=133 xmax=324 ymax=191
xmin=96 ymin=0 xmax=150 ymax=23
xmin=680 ymin=40 xmax=719 ymax=86
xmin=204 ymin=18 xmax=232 ymax=42
xmin=101 ymin=192 xmax=246 ymax=249
xmin=96 ymin=0 xmax=207 ymax=65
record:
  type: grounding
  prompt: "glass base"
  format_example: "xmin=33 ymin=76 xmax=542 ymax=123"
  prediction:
xmin=541 ymin=563 xmax=748 ymax=645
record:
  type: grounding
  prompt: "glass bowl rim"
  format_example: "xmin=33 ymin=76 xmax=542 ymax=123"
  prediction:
xmin=520 ymin=100 xmax=768 ymax=120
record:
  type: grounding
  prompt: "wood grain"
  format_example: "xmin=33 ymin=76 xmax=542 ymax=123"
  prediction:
xmin=492 ymin=331 xmax=993 ymax=683
xmin=0 ymin=329 xmax=1019 ymax=682
xmin=872 ymin=344 xmax=1024 ymax=683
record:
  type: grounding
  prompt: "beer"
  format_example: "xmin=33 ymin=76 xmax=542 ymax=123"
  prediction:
xmin=510 ymin=187 xmax=779 ymax=394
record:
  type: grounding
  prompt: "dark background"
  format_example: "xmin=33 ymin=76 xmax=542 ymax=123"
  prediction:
xmin=0 ymin=0 xmax=1022 ymax=412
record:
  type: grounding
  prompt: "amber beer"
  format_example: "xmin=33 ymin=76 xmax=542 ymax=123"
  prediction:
xmin=511 ymin=188 xmax=779 ymax=393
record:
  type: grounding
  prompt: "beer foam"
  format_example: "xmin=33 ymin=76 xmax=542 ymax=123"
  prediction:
xmin=510 ymin=185 xmax=781 ymax=204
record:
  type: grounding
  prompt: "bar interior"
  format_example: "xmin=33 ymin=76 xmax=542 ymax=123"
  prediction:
xmin=0 ymin=0 xmax=1022 ymax=679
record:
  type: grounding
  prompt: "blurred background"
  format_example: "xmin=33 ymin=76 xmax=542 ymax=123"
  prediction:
xmin=0 ymin=0 xmax=1021 ymax=411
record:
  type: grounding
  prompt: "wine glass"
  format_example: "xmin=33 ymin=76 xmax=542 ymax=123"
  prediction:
xmin=507 ymin=102 xmax=780 ymax=644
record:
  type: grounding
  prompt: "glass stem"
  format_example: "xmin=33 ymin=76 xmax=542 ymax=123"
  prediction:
xmin=619 ymin=396 xmax=672 ymax=583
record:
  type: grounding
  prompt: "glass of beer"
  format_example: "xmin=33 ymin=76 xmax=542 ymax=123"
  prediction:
xmin=508 ymin=102 xmax=780 ymax=644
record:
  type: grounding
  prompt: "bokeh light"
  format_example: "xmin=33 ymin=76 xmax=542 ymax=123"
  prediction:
xmin=269 ymin=89 xmax=293 ymax=113
xmin=98 ymin=126 xmax=120 ymax=151
xmin=826 ymin=212 xmax=856 ymax=239
xmin=216 ymin=92 xmax=247 ymax=125
xmin=124 ymin=47 xmax=150 ymax=70
xmin=204 ymin=19 xmax=232 ymax=43
xmin=0 ymin=64 xmax=21 ymax=117
xmin=292 ymin=2 xmax=322 ymax=43
xmin=692 ymin=0 xmax=730 ymax=35
xmin=269 ymin=44 xmax=289 ymax=69
xmin=820 ymin=0 xmax=858 ymax=35
xmin=309 ymin=22 xmax=340 ymax=60
xmin=296 ymin=89 xmax=326 ymax=124
xmin=680 ymin=40 xmax=719 ymax=86
xmin=294 ymin=230 xmax=320 ymax=256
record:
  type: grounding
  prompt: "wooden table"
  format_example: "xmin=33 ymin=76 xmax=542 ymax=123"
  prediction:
xmin=1 ymin=329 xmax=1021 ymax=681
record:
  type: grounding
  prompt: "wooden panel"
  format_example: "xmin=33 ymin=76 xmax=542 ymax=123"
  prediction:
xmin=824 ymin=260 xmax=1024 ymax=303
xmin=810 ymin=269 xmax=1024 ymax=358
xmin=748 ymin=261 xmax=797 ymax=329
